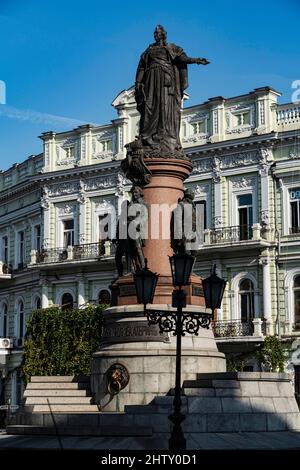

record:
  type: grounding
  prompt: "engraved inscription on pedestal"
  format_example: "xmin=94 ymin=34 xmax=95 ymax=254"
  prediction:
xmin=192 ymin=285 xmax=203 ymax=296
xmin=119 ymin=285 xmax=137 ymax=297
xmin=101 ymin=320 xmax=169 ymax=344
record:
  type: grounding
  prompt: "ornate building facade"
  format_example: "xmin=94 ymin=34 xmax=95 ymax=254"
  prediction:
xmin=1 ymin=85 xmax=300 ymax=405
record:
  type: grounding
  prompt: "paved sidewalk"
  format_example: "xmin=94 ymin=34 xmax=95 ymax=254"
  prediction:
xmin=1 ymin=431 xmax=300 ymax=450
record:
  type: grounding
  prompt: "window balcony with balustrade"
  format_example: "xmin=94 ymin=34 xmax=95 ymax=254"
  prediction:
xmin=29 ymin=241 xmax=116 ymax=268
xmin=201 ymin=223 xmax=273 ymax=253
xmin=212 ymin=318 xmax=266 ymax=343
xmin=0 ymin=261 xmax=13 ymax=279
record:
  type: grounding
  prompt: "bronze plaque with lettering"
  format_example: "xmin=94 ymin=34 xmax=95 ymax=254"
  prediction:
xmin=192 ymin=285 xmax=203 ymax=296
xmin=119 ymin=285 xmax=137 ymax=297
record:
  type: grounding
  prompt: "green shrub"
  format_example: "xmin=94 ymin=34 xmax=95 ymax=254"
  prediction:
xmin=256 ymin=336 xmax=286 ymax=372
xmin=22 ymin=304 xmax=105 ymax=383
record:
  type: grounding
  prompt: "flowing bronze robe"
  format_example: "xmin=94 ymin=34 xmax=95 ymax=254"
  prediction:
xmin=135 ymin=43 xmax=189 ymax=154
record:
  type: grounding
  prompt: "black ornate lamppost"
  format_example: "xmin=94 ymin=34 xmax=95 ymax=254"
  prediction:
xmin=202 ymin=264 xmax=227 ymax=317
xmin=134 ymin=255 xmax=226 ymax=450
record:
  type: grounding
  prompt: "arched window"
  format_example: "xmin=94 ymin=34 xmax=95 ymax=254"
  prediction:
xmin=1 ymin=303 xmax=8 ymax=337
xmin=98 ymin=289 xmax=111 ymax=304
xmin=294 ymin=276 xmax=300 ymax=330
xmin=61 ymin=293 xmax=74 ymax=310
xmin=239 ymin=279 xmax=255 ymax=322
xmin=34 ymin=297 xmax=41 ymax=310
xmin=18 ymin=301 xmax=25 ymax=340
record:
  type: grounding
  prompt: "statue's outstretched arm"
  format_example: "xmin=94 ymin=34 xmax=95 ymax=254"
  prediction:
xmin=178 ymin=52 xmax=210 ymax=65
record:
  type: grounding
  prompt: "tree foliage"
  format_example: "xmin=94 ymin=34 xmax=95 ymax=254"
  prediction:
xmin=256 ymin=336 xmax=286 ymax=372
xmin=22 ymin=305 xmax=105 ymax=383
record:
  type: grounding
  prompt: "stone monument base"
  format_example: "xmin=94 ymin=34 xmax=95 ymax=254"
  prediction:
xmin=91 ymin=305 xmax=226 ymax=411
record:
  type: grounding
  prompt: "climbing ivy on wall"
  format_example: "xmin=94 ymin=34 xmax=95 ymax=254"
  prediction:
xmin=22 ymin=305 xmax=105 ymax=383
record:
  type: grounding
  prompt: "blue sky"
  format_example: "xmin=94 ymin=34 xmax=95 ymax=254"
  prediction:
xmin=0 ymin=0 xmax=299 ymax=170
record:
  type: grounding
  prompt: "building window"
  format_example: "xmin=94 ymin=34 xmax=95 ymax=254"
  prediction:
xmin=17 ymin=231 xmax=25 ymax=266
xmin=1 ymin=304 xmax=8 ymax=337
xmin=65 ymin=146 xmax=75 ymax=159
xmin=239 ymin=279 xmax=255 ymax=323
xmin=61 ymin=293 xmax=74 ymax=310
xmin=63 ymin=219 xmax=74 ymax=248
xmin=98 ymin=289 xmax=111 ymax=304
xmin=1 ymin=236 xmax=8 ymax=264
xmin=235 ymin=112 xmax=250 ymax=126
xmin=34 ymin=297 xmax=41 ymax=310
xmin=34 ymin=225 xmax=41 ymax=251
xmin=195 ymin=201 xmax=206 ymax=244
xmin=192 ymin=121 xmax=205 ymax=134
xmin=99 ymin=213 xmax=112 ymax=242
xmin=294 ymin=276 xmax=300 ymax=330
xmin=290 ymin=188 xmax=300 ymax=234
xmin=237 ymin=194 xmax=253 ymax=240
xmin=17 ymin=300 xmax=25 ymax=342
xmin=101 ymin=140 xmax=112 ymax=152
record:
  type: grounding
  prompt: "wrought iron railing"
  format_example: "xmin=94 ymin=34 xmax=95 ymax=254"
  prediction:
xmin=212 ymin=320 xmax=254 ymax=337
xmin=35 ymin=241 xmax=115 ymax=264
xmin=210 ymin=225 xmax=253 ymax=244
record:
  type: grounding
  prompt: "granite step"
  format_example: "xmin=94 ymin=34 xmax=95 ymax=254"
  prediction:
xmin=30 ymin=376 xmax=89 ymax=383
xmin=25 ymin=396 xmax=93 ymax=405
xmin=24 ymin=389 xmax=91 ymax=397
xmin=6 ymin=425 xmax=153 ymax=437
xmin=26 ymin=382 xmax=90 ymax=390
xmin=31 ymin=404 xmax=100 ymax=413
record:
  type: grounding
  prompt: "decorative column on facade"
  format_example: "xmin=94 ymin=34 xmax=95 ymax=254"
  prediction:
xmin=208 ymin=96 xmax=225 ymax=143
xmin=40 ymin=131 xmax=56 ymax=172
xmin=259 ymin=146 xmax=273 ymax=241
xmin=77 ymin=277 xmax=85 ymax=307
xmin=212 ymin=156 xmax=222 ymax=229
xmin=77 ymin=180 xmax=86 ymax=245
xmin=77 ymin=124 xmax=92 ymax=166
xmin=41 ymin=278 xmax=49 ymax=309
xmin=260 ymin=252 xmax=274 ymax=335
xmin=41 ymin=186 xmax=51 ymax=249
xmin=284 ymin=285 xmax=293 ymax=335
xmin=252 ymin=87 xmax=281 ymax=134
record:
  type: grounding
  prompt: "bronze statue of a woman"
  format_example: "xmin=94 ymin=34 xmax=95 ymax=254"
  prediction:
xmin=135 ymin=25 xmax=209 ymax=158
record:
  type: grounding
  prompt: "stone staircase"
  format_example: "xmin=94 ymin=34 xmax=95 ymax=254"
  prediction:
xmin=6 ymin=372 xmax=300 ymax=437
xmin=21 ymin=376 xmax=99 ymax=413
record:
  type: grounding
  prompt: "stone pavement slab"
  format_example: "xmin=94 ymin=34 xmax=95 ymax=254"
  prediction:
xmin=1 ymin=431 xmax=300 ymax=450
